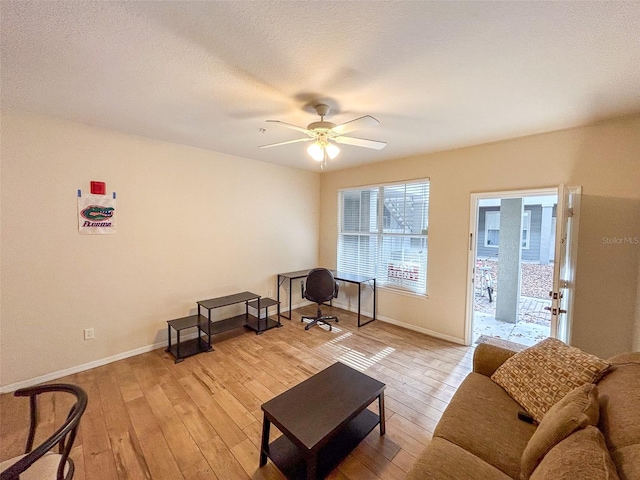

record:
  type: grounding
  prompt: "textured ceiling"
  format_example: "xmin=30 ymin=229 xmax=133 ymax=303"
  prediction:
xmin=2 ymin=1 xmax=640 ymax=172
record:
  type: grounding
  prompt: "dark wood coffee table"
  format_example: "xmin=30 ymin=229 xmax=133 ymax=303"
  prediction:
xmin=259 ymin=362 xmax=386 ymax=480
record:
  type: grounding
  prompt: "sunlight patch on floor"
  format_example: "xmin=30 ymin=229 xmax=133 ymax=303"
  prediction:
xmin=322 ymin=333 xmax=395 ymax=371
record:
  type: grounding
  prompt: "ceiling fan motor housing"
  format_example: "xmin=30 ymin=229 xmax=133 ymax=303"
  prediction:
xmin=307 ymin=121 xmax=336 ymax=132
xmin=314 ymin=104 xmax=331 ymax=117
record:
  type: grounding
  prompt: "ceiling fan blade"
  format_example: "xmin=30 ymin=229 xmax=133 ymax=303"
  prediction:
xmin=266 ymin=120 xmax=312 ymax=135
xmin=331 ymin=115 xmax=380 ymax=135
xmin=259 ymin=137 xmax=314 ymax=149
xmin=334 ymin=136 xmax=387 ymax=150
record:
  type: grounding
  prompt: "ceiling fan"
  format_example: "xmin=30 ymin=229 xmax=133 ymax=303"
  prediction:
xmin=259 ymin=104 xmax=386 ymax=168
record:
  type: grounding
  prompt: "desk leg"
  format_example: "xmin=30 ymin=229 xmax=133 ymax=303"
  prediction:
xmin=306 ymin=451 xmax=318 ymax=480
xmin=165 ymin=324 xmax=171 ymax=353
xmin=259 ymin=413 xmax=270 ymax=467
xmin=373 ymin=278 xmax=377 ymax=321
xmin=357 ymin=282 xmax=362 ymax=327
xmin=288 ymin=278 xmax=293 ymax=320
xmin=379 ymin=392 xmax=386 ymax=436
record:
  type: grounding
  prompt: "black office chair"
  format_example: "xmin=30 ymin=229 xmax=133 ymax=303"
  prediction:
xmin=300 ymin=268 xmax=339 ymax=331
xmin=0 ymin=383 xmax=88 ymax=480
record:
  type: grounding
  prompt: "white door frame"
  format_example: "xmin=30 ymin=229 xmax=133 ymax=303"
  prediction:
xmin=464 ymin=187 xmax=558 ymax=346
xmin=551 ymin=185 xmax=582 ymax=344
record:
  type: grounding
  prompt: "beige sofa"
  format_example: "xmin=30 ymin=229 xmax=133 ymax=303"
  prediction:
xmin=405 ymin=341 xmax=640 ymax=480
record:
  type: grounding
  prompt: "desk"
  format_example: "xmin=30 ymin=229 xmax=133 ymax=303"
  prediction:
xmin=277 ymin=269 xmax=376 ymax=327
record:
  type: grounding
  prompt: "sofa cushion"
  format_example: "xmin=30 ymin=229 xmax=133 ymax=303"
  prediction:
xmin=611 ymin=444 xmax=640 ymax=480
xmin=405 ymin=437 xmax=512 ymax=480
xmin=520 ymin=383 xmax=600 ymax=479
xmin=597 ymin=352 xmax=640 ymax=479
xmin=473 ymin=338 xmax=523 ymax=377
xmin=530 ymin=426 xmax=620 ymax=480
xmin=433 ymin=372 xmax=536 ymax=479
xmin=491 ymin=337 xmax=610 ymax=422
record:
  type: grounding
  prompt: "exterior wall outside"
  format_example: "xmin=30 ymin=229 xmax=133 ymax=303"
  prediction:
xmin=0 ymin=109 xmax=321 ymax=388
xmin=319 ymin=115 xmax=640 ymax=359
xmin=477 ymin=205 xmax=548 ymax=262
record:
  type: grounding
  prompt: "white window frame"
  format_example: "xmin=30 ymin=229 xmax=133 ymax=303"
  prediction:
xmin=337 ymin=179 xmax=430 ymax=295
xmin=484 ymin=209 xmax=531 ymax=249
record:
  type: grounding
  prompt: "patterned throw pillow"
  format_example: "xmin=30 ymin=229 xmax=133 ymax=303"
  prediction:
xmin=491 ymin=338 xmax=610 ymax=422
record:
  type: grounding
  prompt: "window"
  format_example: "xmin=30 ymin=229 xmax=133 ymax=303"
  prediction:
xmin=337 ymin=180 xmax=430 ymax=294
xmin=484 ymin=210 xmax=531 ymax=249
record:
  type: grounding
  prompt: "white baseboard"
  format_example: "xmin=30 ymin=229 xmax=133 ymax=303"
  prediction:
xmin=1 ymin=300 xmax=462 ymax=393
xmin=332 ymin=300 xmax=466 ymax=346
xmin=375 ymin=315 xmax=466 ymax=345
xmin=0 ymin=336 xmax=180 ymax=394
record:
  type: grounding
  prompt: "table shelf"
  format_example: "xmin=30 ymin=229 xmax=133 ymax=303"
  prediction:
xmin=166 ymin=336 xmax=211 ymax=360
xmin=247 ymin=298 xmax=281 ymax=334
xmin=167 ymin=291 xmax=266 ymax=363
xmin=266 ymin=409 xmax=379 ymax=480
xmin=198 ymin=313 xmax=260 ymax=335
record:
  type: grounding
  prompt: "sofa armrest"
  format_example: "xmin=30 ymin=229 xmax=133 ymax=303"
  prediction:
xmin=473 ymin=340 xmax=525 ymax=377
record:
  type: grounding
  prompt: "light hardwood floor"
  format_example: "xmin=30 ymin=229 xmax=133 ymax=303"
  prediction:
xmin=0 ymin=305 xmax=474 ymax=480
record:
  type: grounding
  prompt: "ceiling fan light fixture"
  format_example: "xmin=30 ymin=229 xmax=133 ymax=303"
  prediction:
xmin=262 ymin=103 xmax=383 ymax=169
xmin=326 ymin=142 xmax=340 ymax=159
xmin=307 ymin=140 xmax=340 ymax=162
xmin=307 ymin=142 xmax=324 ymax=162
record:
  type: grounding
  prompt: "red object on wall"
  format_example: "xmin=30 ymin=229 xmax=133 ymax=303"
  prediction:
xmin=90 ymin=181 xmax=106 ymax=195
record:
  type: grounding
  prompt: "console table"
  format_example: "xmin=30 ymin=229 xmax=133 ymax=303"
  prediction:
xmin=277 ymin=269 xmax=376 ymax=327
xmin=166 ymin=291 xmax=279 ymax=363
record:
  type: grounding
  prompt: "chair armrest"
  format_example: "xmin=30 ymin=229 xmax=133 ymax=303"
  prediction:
xmin=473 ymin=340 xmax=524 ymax=377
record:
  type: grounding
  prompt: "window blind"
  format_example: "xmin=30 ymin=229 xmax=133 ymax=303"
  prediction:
xmin=337 ymin=180 xmax=430 ymax=294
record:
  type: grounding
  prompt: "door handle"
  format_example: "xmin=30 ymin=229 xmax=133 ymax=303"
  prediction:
xmin=544 ymin=307 xmax=567 ymax=315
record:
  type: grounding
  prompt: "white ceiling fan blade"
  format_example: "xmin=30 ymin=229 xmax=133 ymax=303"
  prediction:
xmin=334 ymin=136 xmax=387 ymax=150
xmin=331 ymin=115 xmax=380 ymax=135
xmin=259 ymin=137 xmax=314 ymax=149
xmin=266 ymin=120 xmax=312 ymax=135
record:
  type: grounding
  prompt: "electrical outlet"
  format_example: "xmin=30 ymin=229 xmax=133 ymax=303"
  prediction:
xmin=268 ymin=289 xmax=273 ymax=299
xmin=84 ymin=328 xmax=95 ymax=340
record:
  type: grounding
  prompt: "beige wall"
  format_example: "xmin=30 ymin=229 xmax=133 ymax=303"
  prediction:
xmin=635 ymin=261 xmax=640 ymax=352
xmin=319 ymin=116 xmax=640 ymax=358
xmin=0 ymin=109 xmax=320 ymax=389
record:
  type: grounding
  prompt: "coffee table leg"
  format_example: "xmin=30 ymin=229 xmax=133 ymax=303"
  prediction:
xmin=259 ymin=413 xmax=270 ymax=467
xmin=306 ymin=451 xmax=317 ymax=480
xmin=379 ymin=392 xmax=386 ymax=435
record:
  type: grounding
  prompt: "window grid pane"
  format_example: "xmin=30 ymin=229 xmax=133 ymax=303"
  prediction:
xmin=338 ymin=180 xmax=429 ymax=294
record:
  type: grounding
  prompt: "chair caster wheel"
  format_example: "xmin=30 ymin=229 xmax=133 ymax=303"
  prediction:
xmin=305 ymin=325 xmax=310 ymax=330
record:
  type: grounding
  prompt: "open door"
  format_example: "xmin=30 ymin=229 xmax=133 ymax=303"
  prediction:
xmin=550 ymin=185 xmax=582 ymax=343
xmin=466 ymin=188 xmax=558 ymax=346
